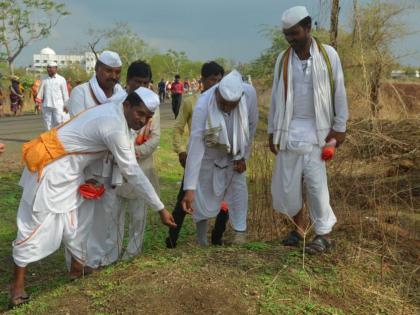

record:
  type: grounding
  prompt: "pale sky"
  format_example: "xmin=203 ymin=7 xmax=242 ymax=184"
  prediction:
xmin=16 ymin=0 xmax=420 ymax=67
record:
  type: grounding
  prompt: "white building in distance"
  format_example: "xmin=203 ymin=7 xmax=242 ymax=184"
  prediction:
xmin=30 ymin=47 xmax=96 ymax=73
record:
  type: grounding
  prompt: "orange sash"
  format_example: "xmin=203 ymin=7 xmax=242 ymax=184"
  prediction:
xmin=22 ymin=128 xmax=67 ymax=180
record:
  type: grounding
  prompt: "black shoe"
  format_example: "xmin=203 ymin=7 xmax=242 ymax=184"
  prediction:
xmin=211 ymin=230 xmax=223 ymax=246
xmin=165 ymin=237 xmax=177 ymax=249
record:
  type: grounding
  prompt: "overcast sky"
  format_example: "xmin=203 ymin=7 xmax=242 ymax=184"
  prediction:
xmin=15 ymin=0 xmax=420 ymax=67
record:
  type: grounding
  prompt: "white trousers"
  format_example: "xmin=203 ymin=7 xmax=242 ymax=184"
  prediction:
xmin=194 ymin=158 xmax=248 ymax=232
xmin=13 ymin=199 xmax=91 ymax=268
xmin=42 ymin=107 xmax=63 ymax=130
xmin=271 ymin=144 xmax=337 ymax=235
xmin=115 ymin=197 xmax=148 ymax=260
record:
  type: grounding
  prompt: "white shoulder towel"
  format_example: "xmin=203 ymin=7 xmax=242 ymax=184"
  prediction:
xmin=89 ymin=75 xmax=124 ymax=104
xmin=204 ymin=87 xmax=249 ymax=159
xmin=272 ymin=39 xmax=334 ymax=149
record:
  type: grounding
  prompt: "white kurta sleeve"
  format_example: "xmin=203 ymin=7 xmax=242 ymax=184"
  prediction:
xmin=103 ymin=129 xmax=164 ymax=211
xmin=326 ymin=46 xmax=348 ymax=132
xmin=183 ymin=99 xmax=208 ymax=191
xmin=68 ymin=86 xmax=86 ymax=117
xmin=268 ymin=53 xmax=283 ymax=134
xmin=61 ymin=78 xmax=69 ymax=105
xmin=244 ymin=84 xmax=259 ymax=160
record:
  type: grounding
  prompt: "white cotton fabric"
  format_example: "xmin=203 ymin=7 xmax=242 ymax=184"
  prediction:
xmin=204 ymin=85 xmax=249 ymax=160
xmin=89 ymin=75 xmax=124 ymax=105
xmin=271 ymin=146 xmax=337 ymax=235
xmin=14 ymin=102 xmax=164 ymax=268
xmin=268 ymin=38 xmax=348 ymax=150
xmin=36 ymin=73 xmax=69 ymax=111
xmin=88 ymin=108 xmax=161 ymax=266
xmin=184 ymin=83 xmax=258 ymax=232
xmin=98 ymin=50 xmax=122 ymax=68
xmin=12 ymin=199 xmax=85 ymax=267
xmin=282 ymin=6 xmax=309 ymax=29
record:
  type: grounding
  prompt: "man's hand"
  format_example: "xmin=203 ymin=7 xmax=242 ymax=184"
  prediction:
xmin=178 ymin=152 xmax=187 ymax=168
xmin=268 ymin=134 xmax=278 ymax=155
xmin=182 ymin=190 xmax=195 ymax=214
xmin=159 ymin=209 xmax=177 ymax=229
xmin=325 ymin=130 xmax=346 ymax=148
xmin=233 ymin=159 xmax=246 ymax=173
xmin=0 ymin=143 xmax=5 ymax=154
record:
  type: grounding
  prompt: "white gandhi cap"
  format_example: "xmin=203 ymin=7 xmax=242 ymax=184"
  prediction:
xmin=98 ymin=50 xmax=122 ymax=68
xmin=218 ymin=69 xmax=244 ymax=102
xmin=282 ymin=6 xmax=310 ymax=30
xmin=134 ymin=87 xmax=160 ymax=112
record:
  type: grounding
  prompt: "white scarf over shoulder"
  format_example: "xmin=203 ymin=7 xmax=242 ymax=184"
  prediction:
xmin=89 ymin=75 xmax=124 ymax=104
xmin=272 ymin=38 xmax=334 ymax=149
xmin=204 ymin=86 xmax=249 ymax=159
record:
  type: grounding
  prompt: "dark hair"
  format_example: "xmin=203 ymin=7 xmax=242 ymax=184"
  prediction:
xmin=127 ymin=60 xmax=152 ymax=80
xmin=298 ymin=16 xmax=312 ymax=29
xmin=125 ymin=91 xmax=142 ymax=107
xmin=175 ymin=74 xmax=180 ymax=79
xmin=201 ymin=61 xmax=225 ymax=78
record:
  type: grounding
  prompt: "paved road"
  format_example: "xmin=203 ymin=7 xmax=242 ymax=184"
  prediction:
xmin=0 ymin=103 xmax=175 ymax=170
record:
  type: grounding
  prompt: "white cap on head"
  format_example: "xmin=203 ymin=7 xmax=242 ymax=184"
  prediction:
xmin=282 ymin=6 xmax=309 ymax=30
xmin=47 ymin=61 xmax=57 ymax=67
xmin=134 ymin=87 xmax=160 ymax=112
xmin=98 ymin=50 xmax=122 ymax=68
xmin=218 ymin=69 xmax=244 ymax=102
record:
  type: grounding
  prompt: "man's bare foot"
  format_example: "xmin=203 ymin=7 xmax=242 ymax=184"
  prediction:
xmin=9 ymin=283 xmax=29 ymax=308
xmin=69 ymin=257 xmax=95 ymax=281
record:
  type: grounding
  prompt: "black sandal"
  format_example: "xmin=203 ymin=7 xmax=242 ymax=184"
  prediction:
xmin=305 ymin=235 xmax=333 ymax=255
xmin=282 ymin=230 xmax=303 ymax=247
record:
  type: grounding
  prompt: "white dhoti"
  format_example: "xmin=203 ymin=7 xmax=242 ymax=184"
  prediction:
xmin=194 ymin=156 xmax=248 ymax=232
xmin=271 ymin=143 xmax=337 ymax=235
xmin=84 ymin=179 xmax=120 ymax=268
xmin=42 ymin=107 xmax=64 ymax=130
xmin=13 ymin=199 xmax=91 ymax=267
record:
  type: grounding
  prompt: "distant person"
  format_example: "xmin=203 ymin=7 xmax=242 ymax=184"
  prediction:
xmin=158 ymin=78 xmax=166 ymax=103
xmin=9 ymin=76 xmax=24 ymax=116
xmin=170 ymin=74 xmax=183 ymax=118
xmin=268 ymin=6 xmax=348 ymax=254
xmin=36 ymin=62 xmax=69 ymax=130
xmin=31 ymin=79 xmax=41 ymax=115
xmin=0 ymin=142 xmax=4 ymax=154
xmin=165 ymin=81 xmax=171 ymax=100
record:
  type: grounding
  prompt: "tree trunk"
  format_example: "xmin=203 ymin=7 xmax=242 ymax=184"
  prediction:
xmin=369 ymin=60 xmax=382 ymax=117
xmin=8 ymin=60 xmax=14 ymax=75
xmin=330 ymin=0 xmax=340 ymax=50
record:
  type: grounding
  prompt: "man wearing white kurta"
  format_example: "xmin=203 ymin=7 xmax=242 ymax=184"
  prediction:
xmin=9 ymin=87 xmax=176 ymax=307
xmin=268 ymin=6 xmax=348 ymax=254
xmin=36 ymin=62 xmax=69 ymax=130
xmin=66 ymin=51 xmax=125 ymax=268
xmin=182 ymin=70 xmax=258 ymax=245
xmin=110 ymin=60 xmax=161 ymax=260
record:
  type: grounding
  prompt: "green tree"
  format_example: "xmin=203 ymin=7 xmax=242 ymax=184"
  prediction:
xmin=0 ymin=0 xmax=69 ymax=74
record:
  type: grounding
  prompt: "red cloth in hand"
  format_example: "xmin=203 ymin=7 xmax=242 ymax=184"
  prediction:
xmin=220 ymin=201 xmax=229 ymax=212
xmin=321 ymin=146 xmax=335 ymax=161
xmin=79 ymin=183 xmax=105 ymax=199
